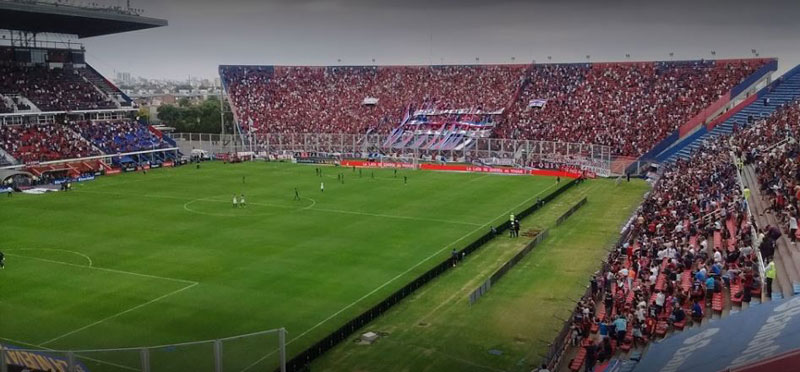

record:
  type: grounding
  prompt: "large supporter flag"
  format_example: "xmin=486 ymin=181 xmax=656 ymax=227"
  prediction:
xmin=634 ymin=296 xmax=800 ymax=372
xmin=528 ymin=98 xmax=548 ymax=108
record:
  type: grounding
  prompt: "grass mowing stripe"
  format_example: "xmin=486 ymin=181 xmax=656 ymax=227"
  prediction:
xmin=75 ymin=189 xmax=480 ymax=226
xmin=311 ymin=179 xmax=648 ymax=372
xmin=240 ymin=182 xmax=562 ymax=372
xmin=0 ymin=162 xmax=563 ymax=370
xmin=40 ymin=282 xmax=199 ymax=346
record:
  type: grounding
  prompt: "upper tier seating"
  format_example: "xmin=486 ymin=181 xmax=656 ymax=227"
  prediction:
xmin=221 ymin=59 xmax=768 ymax=156
xmin=0 ymin=64 xmax=116 ymax=112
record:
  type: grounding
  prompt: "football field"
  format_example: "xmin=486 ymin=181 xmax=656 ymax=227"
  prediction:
xmin=0 ymin=161 xmax=577 ymax=371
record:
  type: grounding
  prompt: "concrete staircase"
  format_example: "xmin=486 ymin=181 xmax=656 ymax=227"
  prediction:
xmin=741 ymin=164 xmax=800 ymax=299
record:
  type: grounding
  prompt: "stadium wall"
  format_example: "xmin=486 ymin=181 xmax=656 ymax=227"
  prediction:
xmin=284 ymin=178 xmax=580 ymax=371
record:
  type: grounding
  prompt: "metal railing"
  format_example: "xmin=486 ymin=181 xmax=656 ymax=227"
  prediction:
xmin=173 ymin=133 xmax=616 ymax=176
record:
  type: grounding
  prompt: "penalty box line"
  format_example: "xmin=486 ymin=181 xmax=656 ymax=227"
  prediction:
xmin=239 ymin=182 xmax=561 ymax=372
xmin=38 ymin=282 xmax=199 ymax=347
xmin=4 ymin=254 xmax=200 ymax=347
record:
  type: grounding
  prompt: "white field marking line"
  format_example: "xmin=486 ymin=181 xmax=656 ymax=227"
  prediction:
xmin=6 ymin=253 xmax=197 ymax=285
xmin=0 ymin=336 xmax=140 ymax=372
xmin=4 ymin=248 xmax=93 ymax=266
xmin=40 ymin=282 xmax=199 ymax=347
xmin=239 ymin=182 xmax=560 ymax=372
xmin=465 ymin=174 xmax=491 ymax=184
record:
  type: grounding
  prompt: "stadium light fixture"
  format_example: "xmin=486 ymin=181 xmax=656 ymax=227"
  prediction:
xmin=625 ymin=53 xmax=631 ymax=59
xmin=710 ymin=50 xmax=716 ymax=56
xmin=547 ymin=56 xmax=552 ymax=60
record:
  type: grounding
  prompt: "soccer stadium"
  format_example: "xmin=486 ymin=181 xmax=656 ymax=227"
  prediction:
xmin=2 ymin=1 xmax=800 ymax=371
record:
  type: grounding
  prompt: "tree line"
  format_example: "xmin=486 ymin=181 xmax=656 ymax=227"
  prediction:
xmin=155 ymin=96 xmax=235 ymax=133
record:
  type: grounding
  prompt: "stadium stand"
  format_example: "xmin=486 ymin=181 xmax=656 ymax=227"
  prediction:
xmin=0 ymin=63 xmax=117 ymax=112
xmin=0 ymin=123 xmax=99 ymax=163
xmin=559 ymin=95 xmax=800 ymax=372
xmin=0 ymin=98 xmax=11 ymax=114
xmin=562 ymin=132 xmax=763 ymax=371
xmin=501 ymin=60 xmax=766 ymax=157
xmin=221 ymin=59 xmax=768 ymax=157
xmin=75 ymin=120 xmax=171 ymax=155
xmin=663 ymin=64 xmax=800 ymax=162
xmin=221 ymin=64 xmax=526 ymax=135
xmin=736 ymin=99 xmax=800 ymax=297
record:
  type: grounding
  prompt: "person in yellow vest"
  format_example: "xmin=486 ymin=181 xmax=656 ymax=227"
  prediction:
xmin=766 ymin=260 xmax=776 ymax=297
xmin=744 ymin=187 xmax=751 ymax=201
xmin=737 ymin=157 xmax=744 ymax=172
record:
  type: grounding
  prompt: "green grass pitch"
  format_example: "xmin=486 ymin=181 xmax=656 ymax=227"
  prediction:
xmin=0 ymin=161 xmax=599 ymax=371
xmin=314 ymin=177 xmax=649 ymax=372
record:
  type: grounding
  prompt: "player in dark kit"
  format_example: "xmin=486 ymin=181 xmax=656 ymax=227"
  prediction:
xmin=294 ymin=188 xmax=300 ymax=201
xmin=404 ymin=176 xmax=408 ymax=184
xmin=0 ymin=250 xmax=5 ymax=269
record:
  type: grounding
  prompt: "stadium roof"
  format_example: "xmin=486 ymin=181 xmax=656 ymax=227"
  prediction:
xmin=0 ymin=1 xmax=167 ymax=38
xmin=634 ymin=296 xmax=800 ymax=372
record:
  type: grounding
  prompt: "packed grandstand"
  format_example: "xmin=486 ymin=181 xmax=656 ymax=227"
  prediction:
xmin=4 ymin=2 xmax=800 ymax=372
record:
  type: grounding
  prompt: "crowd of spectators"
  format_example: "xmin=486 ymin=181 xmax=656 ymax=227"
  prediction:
xmin=0 ymin=97 xmax=12 ymax=114
xmin=0 ymin=123 xmax=99 ymax=163
xmin=223 ymin=60 xmax=766 ymax=157
xmin=75 ymin=120 xmax=170 ymax=154
xmin=566 ymin=135 xmax=763 ymax=369
xmin=221 ymin=64 xmax=525 ymax=135
xmin=734 ymin=100 xmax=800 ymax=248
xmin=499 ymin=60 xmax=767 ymax=156
xmin=0 ymin=64 xmax=116 ymax=112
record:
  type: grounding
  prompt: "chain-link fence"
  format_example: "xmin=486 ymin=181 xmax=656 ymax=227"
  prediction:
xmin=173 ymin=132 xmax=616 ymax=176
xmin=0 ymin=328 xmax=286 ymax=372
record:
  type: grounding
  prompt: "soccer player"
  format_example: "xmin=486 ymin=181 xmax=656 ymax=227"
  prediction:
xmin=359 ymin=169 xmax=362 ymax=178
xmin=404 ymin=176 xmax=407 ymax=184
xmin=242 ymin=176 xmax=246 ymax=184
xmin=294 ymin=188 xmax=300 ymax=201
xmin=371 ymin=171 xmax=374 ymax=179
xmin=320 ymin=182 xmax=325 ymax=192
xmin=0 ymin=250 xmax=4 ymax=269
xmin=394 ymin=169 xmax=397 ymax=178
xmin=240 ymin=194 xmax=246 ymax=208
xmin=233 ymin=194 xmax=238 ymax=208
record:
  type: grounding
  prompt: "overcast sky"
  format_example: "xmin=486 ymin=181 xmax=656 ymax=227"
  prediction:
xmin=80 ymin=0 xmax=800 ymax=80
